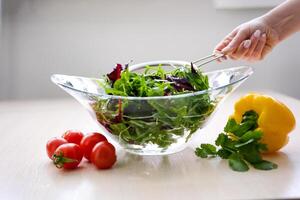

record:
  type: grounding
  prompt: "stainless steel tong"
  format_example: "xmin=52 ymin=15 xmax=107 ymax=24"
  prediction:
xmin=192 ymin=53 xmax=224 ymax=68
xmin=128 ymin=53 xmax=224 ymax=72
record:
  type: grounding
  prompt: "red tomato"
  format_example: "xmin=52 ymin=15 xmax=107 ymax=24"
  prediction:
xmin=46 ymin=137 xmax=68 ymax=160
xmin=53 ymin=143 xmax=83 ymax=169
xmin=62 ymin=130 xmax=84 ymax=145
xmin=80 ymin=132 xmax=107 ymax=161
xmin=91 ymin=141 xmax=116 ymax=169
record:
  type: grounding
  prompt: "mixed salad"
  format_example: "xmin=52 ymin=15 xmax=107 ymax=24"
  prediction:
xmin=92 ymin=63 xmax=215 ymax=148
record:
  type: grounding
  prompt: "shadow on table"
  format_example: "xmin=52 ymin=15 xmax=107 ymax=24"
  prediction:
xmin=113 ymin=149 xmax=295 ymax=189
xmin=44 ymin=147 xmax=295 ymax=200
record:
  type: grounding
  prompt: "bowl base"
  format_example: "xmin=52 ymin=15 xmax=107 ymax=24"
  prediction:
xmin=123 ymin=144 xmax=188 ymax=155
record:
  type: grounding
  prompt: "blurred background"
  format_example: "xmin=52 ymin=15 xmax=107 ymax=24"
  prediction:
xmin=1 ymin=0 xmax=299 ymax=101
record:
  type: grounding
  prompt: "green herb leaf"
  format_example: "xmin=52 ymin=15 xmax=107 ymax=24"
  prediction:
xmin=224 ymin=118 xmax=239 ymax=133
xmin=195 ymin=144 xmax=217 ymax=158
xmin=233 ymin=121 xmax=257 ymax=137
xmin=224 ymin=111 xmax=259 ymax=137
xmin=195 ymin=147 xmax=209 ymax=158
xmin=252 ymin=160 xmax=278 ymax=170
xmin=217 ymin=149 xmax=231 ymax=159
xmin=242 ymin=110 xmax=258 ymax=124
xmin=234 ymin=138 xmax=255 ymax=148
xmin=215 ymin=133 xmax=227 ymax=146
xmin=238 ymin=143 xmax=262 ymax=164
xmin=228 ymin=153 xmax=249 ymax=172
xmin=195 ymin=109 xmax=278 ymax=172
xmin=201 ymin=144 xmax=217 ymax=154
xmin=97 ymin=63 xmax=214 ymax=148
xmin=239 ymin=130 xmax=263 ymax=142
xmin=257 ymin=143 xmax=268 ymax=152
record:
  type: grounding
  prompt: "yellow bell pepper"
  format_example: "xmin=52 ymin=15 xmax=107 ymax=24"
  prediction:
xmin=231 ymin=93 xmax=296 ymax=153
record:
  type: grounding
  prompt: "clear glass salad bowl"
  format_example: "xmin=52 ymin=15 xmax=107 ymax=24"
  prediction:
xmin=51 ymin=62 xmax=253 ymax=155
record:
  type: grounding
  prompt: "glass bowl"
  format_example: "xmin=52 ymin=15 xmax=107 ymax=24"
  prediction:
xmin=51 ymin=62 xmax=253 ymax=155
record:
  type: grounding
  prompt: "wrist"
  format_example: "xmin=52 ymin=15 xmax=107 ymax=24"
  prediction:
xmin=260 ymin=14 xmax=283 ymax=42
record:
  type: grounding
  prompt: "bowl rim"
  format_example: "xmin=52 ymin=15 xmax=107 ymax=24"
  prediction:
xmin=51 ymin=65 xmax=253 ymax=100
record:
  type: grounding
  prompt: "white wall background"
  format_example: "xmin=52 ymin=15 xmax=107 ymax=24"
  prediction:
xmin=1 ymin=0 xmax=300 ymax=100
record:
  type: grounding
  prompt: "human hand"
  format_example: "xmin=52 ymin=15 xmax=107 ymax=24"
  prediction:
xmin=215 ymin=17 xmax=280 ymax=61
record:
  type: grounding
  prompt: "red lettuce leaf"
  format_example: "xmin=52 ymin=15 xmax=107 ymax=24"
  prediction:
xmin=166 ymin=75 xmax=195 ymax=92
xmin=107 ymin=64 xmax=123 ymax=85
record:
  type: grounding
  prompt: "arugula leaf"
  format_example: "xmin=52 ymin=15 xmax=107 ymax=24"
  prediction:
xmin=95 ymin=63 xmax=214 ymax=148
xmin=228 ymin=153 xmax=249 ymax=172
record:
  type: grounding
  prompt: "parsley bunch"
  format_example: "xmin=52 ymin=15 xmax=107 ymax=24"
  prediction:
xmin=195 ymin=111 xmax=278 ymax=172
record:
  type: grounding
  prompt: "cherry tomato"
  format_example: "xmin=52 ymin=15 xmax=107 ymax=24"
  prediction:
xmin=91 ymin=141 xmax=116 ymax=169
xmin=62 ymin=130 xmax=84 ymax=145
xmin=53 ymin=143 xmax=83 ymax=169
xmin=46 ymin=137 xmax=68 ymax=160
xmin=80 ymin=132 xmax=107 ymax=161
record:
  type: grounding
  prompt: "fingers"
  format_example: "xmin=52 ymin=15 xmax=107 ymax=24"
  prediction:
xmin=244 ymin=30 xmax=261 ymax=58
xmin=214 ymin=38 xmax=231 ymax=53
xmin=214 ymin=29 xmax=238 ymax=52
xmin=215 ymin=54 xmax=228 ymax=62
xmin=222 ymin=28 xmax=248 ymax=54
xmin=214 ymin=27 xmax=269 ymax=62
xmin=229 ymin=40 xmax=251 ymax=60
xmin=251 ymin=33 xmax=267 ymax=60
xmin=214 ymin=29 xmax=239 ymax=62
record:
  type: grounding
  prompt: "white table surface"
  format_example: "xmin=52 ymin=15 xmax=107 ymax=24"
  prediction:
xmin=0 ymin=90 xmax=299 ymax=200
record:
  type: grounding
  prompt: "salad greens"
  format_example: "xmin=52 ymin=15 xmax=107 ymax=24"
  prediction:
xmin=92 ymin=63 xmax=215 ymax=148
xmin=195 ymin=110 xmax=278 ymax=172
xmin=104 ymin=63 xmax=209 ymax=97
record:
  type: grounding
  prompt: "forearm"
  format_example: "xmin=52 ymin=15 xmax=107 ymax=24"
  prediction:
xmin=262 ymin=0 xmax=300 ymax=41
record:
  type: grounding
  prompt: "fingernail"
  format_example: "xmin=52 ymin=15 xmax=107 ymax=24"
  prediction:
xmin=254 ymin=30 xmax=261 ymax=38
xmin=262 ymin=33 xmax=266 ymax=38
xmin=244 ymin=40 xmax=251 ymax=49
xmin=222 ymin=46 xmax=233 ymax=53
